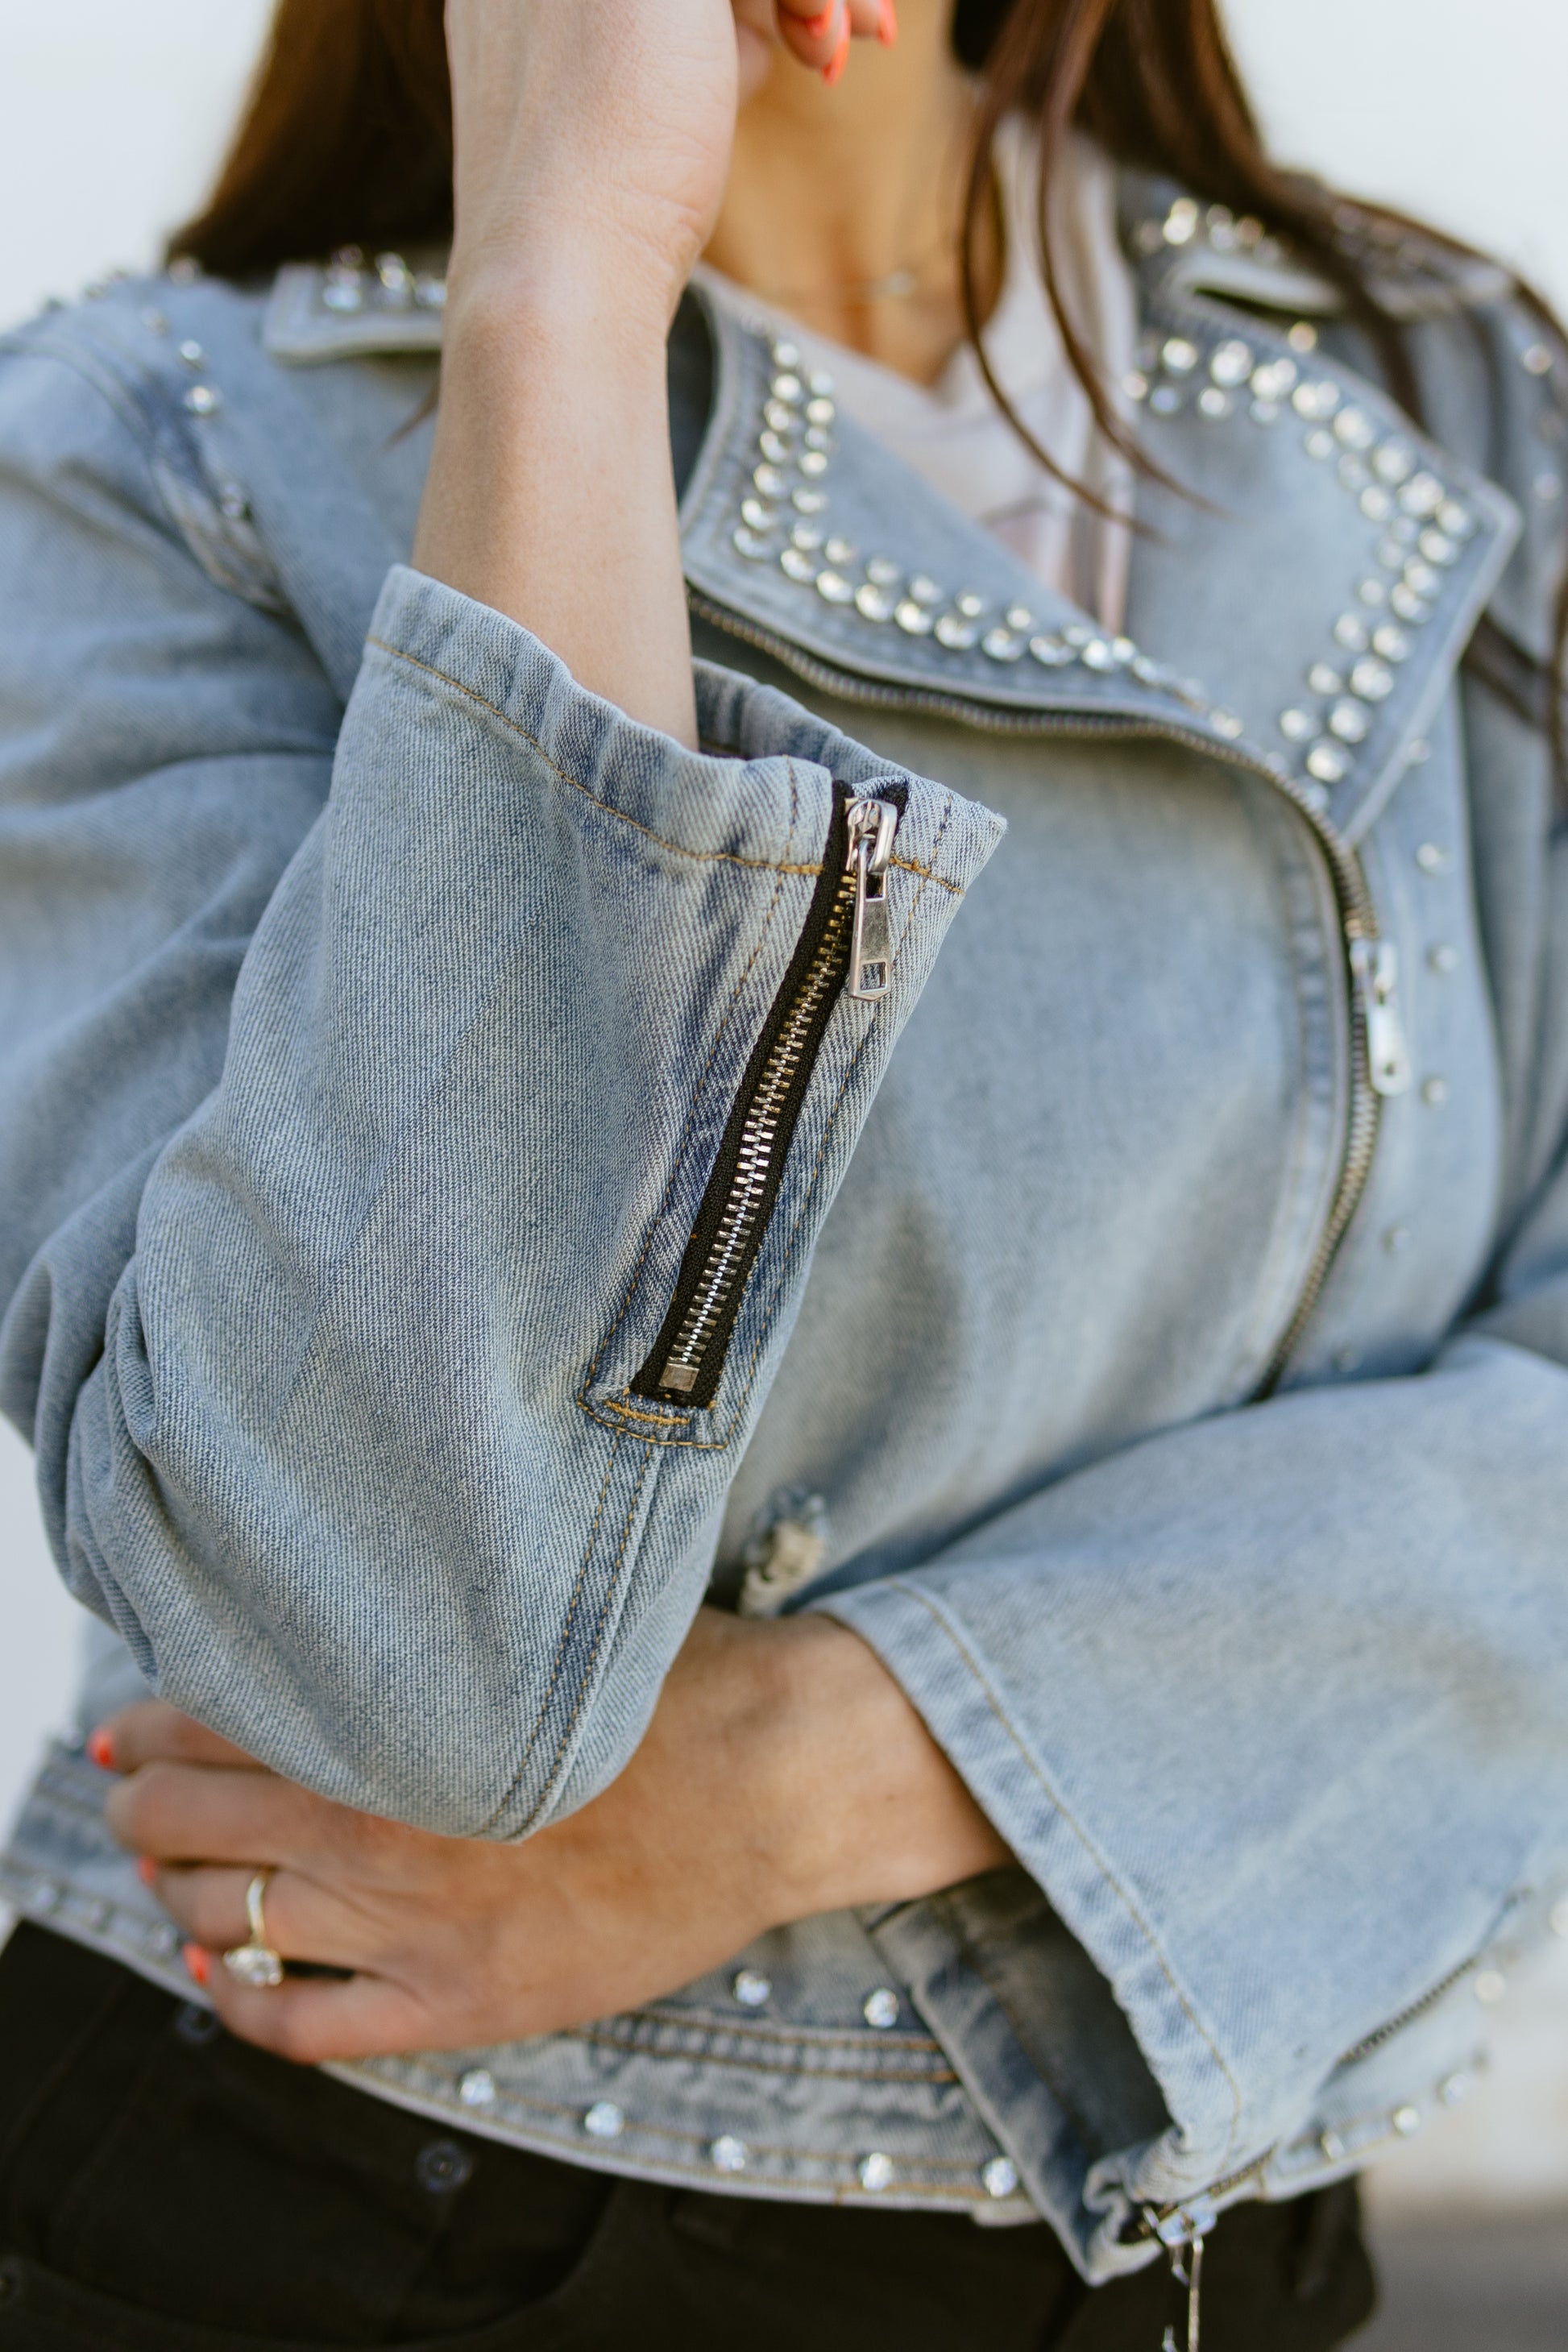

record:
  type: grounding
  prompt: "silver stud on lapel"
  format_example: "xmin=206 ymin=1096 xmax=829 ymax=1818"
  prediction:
xmin=1307 ymin=742 xmax=1350 ymax=785
xmin=1349 ymin=657 xmax=1394 ymax=701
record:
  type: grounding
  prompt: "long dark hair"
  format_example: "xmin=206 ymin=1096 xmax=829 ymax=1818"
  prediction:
xmin=173 ymin=0 xmax=1563 ymax=779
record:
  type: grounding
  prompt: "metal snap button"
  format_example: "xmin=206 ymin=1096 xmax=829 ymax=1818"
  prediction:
xmin=416 ymin=2138 xmax=474 ymax=2195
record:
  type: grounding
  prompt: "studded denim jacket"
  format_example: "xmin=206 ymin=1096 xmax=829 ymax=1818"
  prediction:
xmin=2 ymin=178 xmax=1568 ymax=2283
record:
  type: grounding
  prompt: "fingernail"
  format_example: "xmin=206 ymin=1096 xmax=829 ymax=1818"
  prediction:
xmin=136 ymin=1855 xmax=157 ymax=1886
xmin=800 ymin=4 xmax=833 ymax=32
xmin=877 ymin=0 xmax=898 ymax=42
xmin=823 ymin=18 xmax=850 ymax=82
xmin=182 ymin=1943 xmax=210 ymax=1988
xmin=86 ymin=1727 xmax=116 ymax=1771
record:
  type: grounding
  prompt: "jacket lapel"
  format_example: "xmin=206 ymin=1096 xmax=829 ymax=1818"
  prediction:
xmin=263 ymin=194 xmax=1520 ymax=845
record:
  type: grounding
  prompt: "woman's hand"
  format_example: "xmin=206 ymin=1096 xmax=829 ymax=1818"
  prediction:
xmin=99 ymin=1607 xmax=1009 ymax=2066
xmin=444 ymin=2 xmax=889 ymax=330
xmin=413 ymin=1 xmax=889 ymax=745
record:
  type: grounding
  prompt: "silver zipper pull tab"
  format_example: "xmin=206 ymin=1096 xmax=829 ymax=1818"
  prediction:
xmin=1150 ymin=2197 xmax=1214 ymax=2352
xmin=845 ymin=797 xmax=898 ymax=1002
xmin=1349 ymin=936 xmax=1412 ymax=1097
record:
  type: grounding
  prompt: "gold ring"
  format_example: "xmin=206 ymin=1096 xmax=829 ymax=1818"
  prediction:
xmin=222 ymin=1870 xmax=284 ymax=1989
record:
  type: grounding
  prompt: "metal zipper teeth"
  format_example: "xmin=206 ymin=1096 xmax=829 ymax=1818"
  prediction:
xmin=1134 ymin=2152 xmax=1275 ymax=2244
xmin=693 ymin=590 xmax=1385 ymax=1391
xmin=1133 ymin=1953 xmax=1482 ymax=2246
xmin=655 ymin=861 xmax=859 ymax=1394
xmin=1334 ymin=1952 xmax=1480 ymax=2070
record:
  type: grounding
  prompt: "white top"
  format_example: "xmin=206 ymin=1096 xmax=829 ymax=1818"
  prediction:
xmin=701 ymin=130 xmax=1138 ymax=628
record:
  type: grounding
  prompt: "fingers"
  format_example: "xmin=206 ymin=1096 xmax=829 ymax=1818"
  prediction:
xmin=106 ymin=1757 xmax=325 ymax=1870
xmin=92 ymin=1701 xmax=262 ymax=1776
xmin=774 ymin=0 xmax=892 ymax=79
xmin=191 ymin=1961 xmax=434 ymax=2068
xmin=146 ymin=1862 xmax=368 ymax=1975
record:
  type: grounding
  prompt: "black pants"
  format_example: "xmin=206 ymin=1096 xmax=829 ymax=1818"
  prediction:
xmin=0 ymin=1927 xmax=1375 ymax=2350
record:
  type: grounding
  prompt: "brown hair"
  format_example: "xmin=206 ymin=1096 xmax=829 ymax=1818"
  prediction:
xmin=176 ymin=0 xmax=1563 ymax=775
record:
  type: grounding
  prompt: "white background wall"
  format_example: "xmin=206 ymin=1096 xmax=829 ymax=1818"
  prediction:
xmin=1 ymin=0 xmax=1565 ymax=2209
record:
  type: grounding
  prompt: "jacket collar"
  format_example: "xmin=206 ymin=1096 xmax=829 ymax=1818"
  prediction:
xmin=264 ymin=189 xmax=1520 ymax=848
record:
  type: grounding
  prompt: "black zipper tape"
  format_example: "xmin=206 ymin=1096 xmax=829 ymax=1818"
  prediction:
xmin=630 ymin=780 xmax=893 ymax=1408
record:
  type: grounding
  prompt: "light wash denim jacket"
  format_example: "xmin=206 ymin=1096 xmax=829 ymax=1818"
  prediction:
xmin=2 ymin=180 xmax=1567 ymax=2281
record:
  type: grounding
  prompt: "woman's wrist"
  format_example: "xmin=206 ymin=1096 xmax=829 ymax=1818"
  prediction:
xmin=745 ymin=1611 xmax=1014 ymax=1923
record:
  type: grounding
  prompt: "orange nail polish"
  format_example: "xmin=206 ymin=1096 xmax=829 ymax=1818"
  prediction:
xmin=877 ymin=0 xmax=898 ymax=42
xmin=823 ymin=19 xmax=850 ymax=82
xmin=800 ymin=4 xmax=833 ymax=32
xmin=86 ymin=1727 xmax=115 ymax=1771
xmin=183 ymin=1943 xmax=210 ymax=1988
xmin=136 ymin=1855 xmax=157 ymax=1886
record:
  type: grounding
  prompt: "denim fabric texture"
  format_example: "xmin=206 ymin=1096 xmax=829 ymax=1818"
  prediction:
xmin=2 ymin=179 xmax=1567 ymax=2281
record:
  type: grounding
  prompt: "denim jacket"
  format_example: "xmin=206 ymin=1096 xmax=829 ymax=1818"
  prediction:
xmin=2 ymin=178 xmax=1567 ymax=2282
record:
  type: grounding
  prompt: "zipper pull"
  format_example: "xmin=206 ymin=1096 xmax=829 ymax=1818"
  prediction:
xmin=1349 ymin=936 xmax=1412 ymax=1097
xmin=1149 ymin=2198 xmax=1215 ymax=2352
xmin=845 ymin=797 xmax=898 ymax=1002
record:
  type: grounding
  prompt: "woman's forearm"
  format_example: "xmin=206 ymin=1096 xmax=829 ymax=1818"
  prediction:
xmin=412 ymin=266 xmax=699 ymax=748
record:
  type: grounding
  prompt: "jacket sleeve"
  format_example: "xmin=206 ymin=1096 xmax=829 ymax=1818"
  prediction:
xmin=817 ymin=844 xmax=1568 ymax=2263
xmin=0 ymin=332 xmax=1002 ymax=1837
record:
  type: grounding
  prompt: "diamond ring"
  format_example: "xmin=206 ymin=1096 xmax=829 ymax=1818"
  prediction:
xmin=222 ymin=1870 xmax=284 ymax=1989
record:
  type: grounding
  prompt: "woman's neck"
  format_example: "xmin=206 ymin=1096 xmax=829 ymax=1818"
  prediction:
xmin=704 ymin=1 xmax=996 ymax=384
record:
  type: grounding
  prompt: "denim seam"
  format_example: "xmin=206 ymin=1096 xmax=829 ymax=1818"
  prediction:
xmin=560 ymin=2035 xmax=959 ymax=2085
xmin=355 ymin=2065 xmax=985 ymax=2172
xmin=919 ymin=1886 xmax=1101 ymax=2164
xmin=573 ymin=763 xmax=802 ymax=1440
xmin=696 ymin=736 xmax=964 ymax=895
xmin=520 ymin=1438 xmax=658 ymax=1835
xmin=617 ymin=2008 xmax=947 ymax=2054
xmin=492 ymin=1437 xmax=621 ymax=1835
xmin=872 ymin=1574 xmax=1247 ymax=2164
xmin=364 ymin=637 xmax=823 ymax=877
xmin=591 ymin=790 xmax=957 ymax=1455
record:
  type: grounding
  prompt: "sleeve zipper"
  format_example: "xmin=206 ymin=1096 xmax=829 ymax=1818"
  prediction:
xmin=631 ymin=785 xmax=900 ymax=1408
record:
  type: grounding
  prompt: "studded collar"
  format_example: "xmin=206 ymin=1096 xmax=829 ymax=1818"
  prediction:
xmin=263 ymin=191 xmax=1520 ymax=848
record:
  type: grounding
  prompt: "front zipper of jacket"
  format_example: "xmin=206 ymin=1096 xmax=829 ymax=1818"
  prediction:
xmin=690 ymin=590 xmax=1411 ymax=1393
xmin=632 ymin=783 xmax=901 ymax=1409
